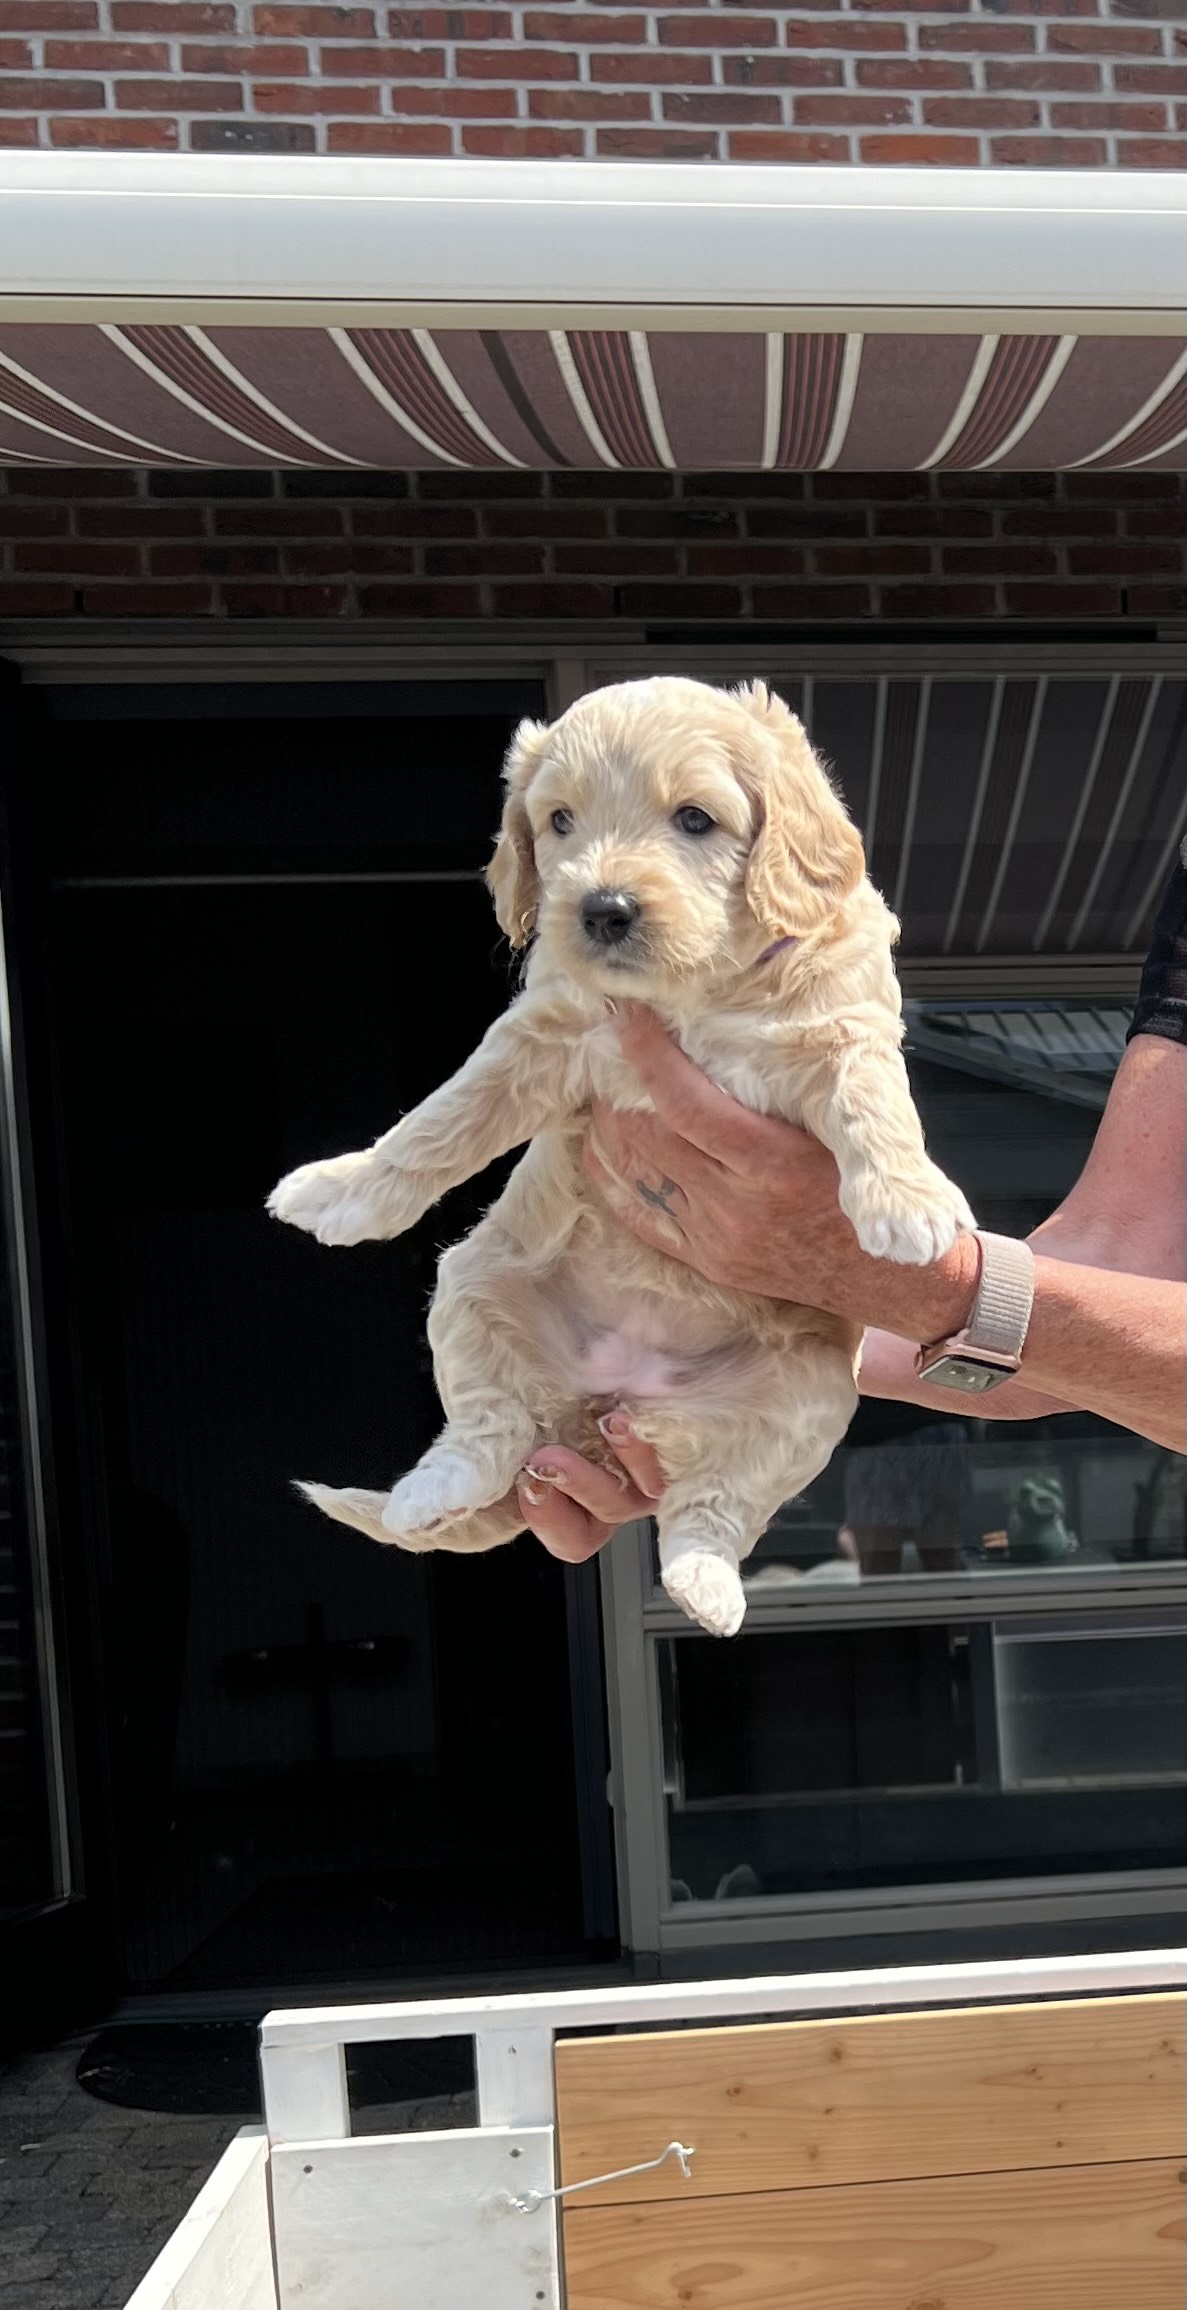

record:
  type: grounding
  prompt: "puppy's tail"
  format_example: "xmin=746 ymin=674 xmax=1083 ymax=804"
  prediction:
xmin=296 ymin=1481 xmax=524 ymax=1556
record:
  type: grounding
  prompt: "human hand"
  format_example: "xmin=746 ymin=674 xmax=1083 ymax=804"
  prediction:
xmin=516 ymin=1413 xmax=665 ymax=1563
xmin=585 ymin=1005 xmax=978 ymax=1341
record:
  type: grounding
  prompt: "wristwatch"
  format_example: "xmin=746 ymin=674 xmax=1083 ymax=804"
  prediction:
xmin=915 ymin=1231 xmax=1036 ymax=1396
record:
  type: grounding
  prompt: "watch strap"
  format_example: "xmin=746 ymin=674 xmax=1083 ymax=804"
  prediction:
xmin=961 ymin=1230 xmax=1036 ymax=1361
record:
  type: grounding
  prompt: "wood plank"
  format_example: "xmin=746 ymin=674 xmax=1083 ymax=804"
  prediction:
xmin=554 ymin=1994 xmax=1185 ymax=2203
xmin=123 ymin=2128 xmax=276 ymax=2310
xmin=562 ymin=2157 xmax=1187 ymax=2310
xmin=270 ymin=2126 xmax=560 ymax=2310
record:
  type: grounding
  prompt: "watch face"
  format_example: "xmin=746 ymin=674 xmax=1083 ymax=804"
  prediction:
xmin=923 ymin=1354 xmax=1012 ymax=1394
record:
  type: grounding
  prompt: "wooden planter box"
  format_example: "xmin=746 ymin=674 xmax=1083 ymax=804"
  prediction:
xmin=123 ymin=1948 xmax=1185 ymax=2310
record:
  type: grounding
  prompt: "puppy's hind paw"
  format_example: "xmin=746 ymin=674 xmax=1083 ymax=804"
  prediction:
xmin=382 ymin=1450 xmax=495 ymax=1538
xmin=662 ymin=1548 xmax=746 ymax=1639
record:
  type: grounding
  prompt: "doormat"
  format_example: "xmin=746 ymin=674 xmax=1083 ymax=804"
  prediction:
xmin=76 ymin=2023 xmax=474 ymax=2117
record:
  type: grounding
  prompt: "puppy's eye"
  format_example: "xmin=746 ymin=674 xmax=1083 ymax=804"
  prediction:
xmin=550 ymin=808 xmax=575 ymax=837
xmin=674 ymin=805 xmax=715 ymax=837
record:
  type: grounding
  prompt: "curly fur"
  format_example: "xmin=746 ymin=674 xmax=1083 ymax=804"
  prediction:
xmin=269 ymin=676 xmax=974 ymax=1636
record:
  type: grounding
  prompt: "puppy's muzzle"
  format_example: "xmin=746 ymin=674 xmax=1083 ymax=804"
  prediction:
xmin=581 ymin=887 xmax=641 ymax=948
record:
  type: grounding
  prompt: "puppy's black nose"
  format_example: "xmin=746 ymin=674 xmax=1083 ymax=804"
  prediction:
xmin=581 ymin=888 xmax=641 ymax=947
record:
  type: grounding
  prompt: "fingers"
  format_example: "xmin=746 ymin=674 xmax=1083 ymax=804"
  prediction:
xmin=596 ymin=1415 xmax=666 ymax=1502
xmin=517 ymin=1431 xmax=664 ymax=1562
xmin=518 ymin=1480 xmax=615 ymax=1563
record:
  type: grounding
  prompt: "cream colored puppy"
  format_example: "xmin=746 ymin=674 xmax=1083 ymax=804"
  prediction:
xmin=269 ymin=677 xmax=974 ymax=1637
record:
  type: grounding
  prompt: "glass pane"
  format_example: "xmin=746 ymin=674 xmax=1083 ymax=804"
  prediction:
xmin=661 ymin=1618 xmax=1187 ymax=1908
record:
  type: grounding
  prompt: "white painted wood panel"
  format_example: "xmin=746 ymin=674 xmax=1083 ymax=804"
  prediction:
xmin=122 ymin=2127 xmax=276 ymax=2310
xmin=270 ymin=2127 xmax=560 ymax=2310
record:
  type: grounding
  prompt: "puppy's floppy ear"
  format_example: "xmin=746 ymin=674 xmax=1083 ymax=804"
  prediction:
xmin=487 ymin=714 xmax=550 ymax=949
xmin=733 ymin=680 xmax=865 ymax=941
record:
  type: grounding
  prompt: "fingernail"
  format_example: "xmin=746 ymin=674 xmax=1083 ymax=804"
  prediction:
xmin=524 ymin=1462 xmax=563 ymax=1485
xmin=517 ymin=1476 xmax=544 ymax=1508
xmin=598 ymin=1412 xmax=632 ymax=1444
xmin=603 ymin=997 xmax=619 ymax=1019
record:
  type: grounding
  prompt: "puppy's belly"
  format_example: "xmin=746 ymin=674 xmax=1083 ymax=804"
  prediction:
xmin=574 ymin=1329 xmax=711 ymax=1400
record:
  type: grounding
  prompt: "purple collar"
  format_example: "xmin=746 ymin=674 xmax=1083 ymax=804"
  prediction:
xmin=758 ymin=935 xmax=800 ymax=965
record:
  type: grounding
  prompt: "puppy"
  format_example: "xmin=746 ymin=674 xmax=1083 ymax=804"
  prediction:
xmin=268 ymin=677 xmax=974 ymax=1637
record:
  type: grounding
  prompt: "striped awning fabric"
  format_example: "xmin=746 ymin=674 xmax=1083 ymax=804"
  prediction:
xmin=0 ymin=326 xmax=1182 ymax=474
xmin=781 ymin=672 xmax=1186 ymax=960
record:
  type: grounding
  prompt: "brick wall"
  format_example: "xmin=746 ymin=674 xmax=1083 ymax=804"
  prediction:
xmin=0 ymin=1 xmax=1182 ymax=165
xmin=1 ymin=466 xmax=1183 ymax=622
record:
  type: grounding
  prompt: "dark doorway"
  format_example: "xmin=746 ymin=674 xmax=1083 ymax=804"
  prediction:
xmin=14 ymin=679 xmax=615 ymax=1996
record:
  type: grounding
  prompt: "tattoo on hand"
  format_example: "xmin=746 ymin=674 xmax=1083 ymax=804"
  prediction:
xmin=637 ymin=1176 xmax=680 ymax=1216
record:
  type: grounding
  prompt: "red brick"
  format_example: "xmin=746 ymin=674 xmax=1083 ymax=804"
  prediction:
xmin=43 ymin=36 xmax=168 ymax=63
xmin=1068 ymin=543 xmax=1183 ymax=576
xmin=523 ymin=11 xmax=647 ymax=39
xmin=0 ymin=75 xmax=101 ymax=104
xmin=783 ymin=17 xmax=906 ymax=48
xmin=529 ymin=87 xmax=650 ymax=117
xmin=1000 ymin=509 xmax=1118 ymax=537
xmin=321 ymin=42 xmax=446 ymax=71
xmin=1046 ymin=21 xmax=1162 ymax=54
xmin=483 ymin=504 xmax=605 ymax=536
xmin=191 ymin=118 xmax=315 ymax=145
xmin=817 ymin=542 xmax=932 ymax=576
xmin=858 ymin=58 xmax=973 ymax=88
xmin=9 ymin=470 xmax=138 ymax=496
xmin=295 ymin=542 xmax=412 ymax=573
xmin=0 ymin=1 xmax=96 ymax=22
xmin=0 ymin=582 xmax=76 ymax=614
xmin=595 ymin=125 xmax=718 ymax=154
xmin=1002 ymin=584 xmax=1122 ymax=615
xmin=221 ymin=583 xmax=350 ymax=615
xmin=617 ymin=505 xmax=739 ymax=537
xmin=0 ymin=504 xmax=70 ymax=534
xmin=1051 ymin=101 xmax=1170 ymax=130
xmin=664 ymin=91 xmax=781 ymax=122
xmin=354 ymin=503 xmax=477 ymax=534
xmin=53 ymin=114 xmax=179 ymax=142
xmin=920 ymin=21 xmax=1034 ymax=51
xmin=859 ymin=131 xmax=980 ymax=163
xmin=943 ymin=544 xmax=1058 ymax=576
xmin=385 ymin=83 xmax=516 ymax=111
xmin=878 ymin=584 xmax=996 ymax=617
xmin=419 ymin=470 xmax=543 ymax=498
xmin=815 ymin=473 xmax=930 ymax=501
xmin=795 ymin=95 xmax=912 ymax=124
xmin=924 ymin=97 xmax=1041 ymax=128
xmin=745 ymin=505 xmax=863 ymax=537
xmin=729 ymin=127 xmax=849 ymax=158
xmin=252 ymin=5 xmax=375 ymax=29
xmin=723 ymin=56 xmax=843 ymax=86
xmin=212 ymin=504 xmax=344 ymax=533
xmin=751 ymin=584 xmax=871 ymax=617
xmin=1124 ymin=508 xmax=1187 ymax=539
xmin=327 ymin=117 xmax=450 ymax=146
xmin=589 ymin=51 xmax=713 ymax=83
xmin=463 ymin=123 xmax=584 ymax=152
xmin=0 ymin=36 xmax=34 ymax=60
xmin=81 ymin=583 xmax=215 ymax=614
xmin=984 ymin=60 xmax=1100 ymax=90
xmin=430 ymin=542 xmax=544 ymax=574
xmin=113 ymin=1 xmax=235 ymax=23
xmin=1126 ymin=586 xmax=1187 ymax=616
xmin=1114 ymin=65 xmax=1187 ymax=95
xmin=254 ymin=79 xmax=382 ymax=109
xmin=147 ymin=544 xmax=282 ymax=576
xmin=387 ymin=10 xmax=512 ymax=34
xmin=117 ymin=77 xmax=243 ymax=107
xmin=181 ymin=43 xmax=311 ymax=71
xmin=615 ymin=582 xmax=742 ymax=616
xmin=0 ymin=116 xmax=38 ymax=140
xmin=456 ymin=44 xmax=579 ymax=75
xmin=553 ymin=543 xmax=680 ymax=575
xmin=686 ymin=542 xmax=805 ymax=575
xmin=77 ymin=505 xmax=206 ymax=535
xmin=359 ymin=582 xmax=484 ymax=614
xmin=937 ymin=473 xmax=1055 ymax=502
xmin=1118 ymin=138 xmax=1186 ymax=166
xmin=657 ymin=12 xmax=777 ymax=43
xmin=992 ymin=135 xmax=1108 ymax=163
xmin=872 ymin=505 xmax=991 ymax=537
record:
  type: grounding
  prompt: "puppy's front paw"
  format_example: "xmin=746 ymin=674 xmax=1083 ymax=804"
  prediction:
xmin=268 ymin=1151 xmax=424 ymax=1245
xmin=663 ymin=1549 xmax=746 ymax=1639
xmin=843 ymin=1165 xmax=976 ymax=1267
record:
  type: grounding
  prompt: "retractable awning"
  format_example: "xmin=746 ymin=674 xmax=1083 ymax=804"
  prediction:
xmin=0 ymin=155 xmax=1183 ymax=474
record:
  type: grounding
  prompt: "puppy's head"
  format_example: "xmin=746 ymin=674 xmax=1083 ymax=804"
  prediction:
xmin=487 ymin=675 xmax=864 ymax=996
